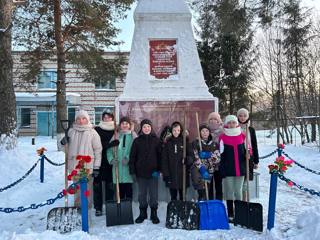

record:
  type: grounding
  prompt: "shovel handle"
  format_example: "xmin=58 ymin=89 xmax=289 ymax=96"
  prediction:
xmin=195 ymin=113 xmax=202 ymax=152
xmin=182 ymin=112 xmax=187 ymax=201
xmin=245 ymin=124 xmax=250 ymax=201
xmin=60 ymin=120 xmax=71 ymax=207
xmin=204 ymin=181 xmax=209 ymax=200
xmin=61 ymin=120 xmax=72 ymax=136
xmin=196 ymin=112 xmax=208 ymax=200
xmin=113 ymin=116 xmax=121 ymax=204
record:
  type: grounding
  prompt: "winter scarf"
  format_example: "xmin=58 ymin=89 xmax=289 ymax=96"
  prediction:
xmin=224 ymin=126 xmax=242 ymax=137
xmin=98 ymin=121 xmax=115 ymax=131
xmin=239 ymin=119 xmax=252 ymax=154
xmin=209 ymin=122 xmax=223 ymax=144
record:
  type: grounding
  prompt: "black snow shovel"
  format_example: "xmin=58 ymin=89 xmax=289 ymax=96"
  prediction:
xmin=106 ymin=124 xmax=134 ymax=227
xmin=47 ymin=120 xmax=82 ymax=233
xmin=234 ymin=124 xmax=263 ymax=232
xmin=166 ymin=113 xmax=200 ymax=230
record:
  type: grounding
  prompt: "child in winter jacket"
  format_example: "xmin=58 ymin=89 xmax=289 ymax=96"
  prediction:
xmin=129 ymin=119 xmax=161 ymax=224
xmin=93 ymin=109 xmax=117 ymax=216
xmin=161 ymin=121 xmax=193 ymax=201
xmin=191 ymin=123 xmax=220 ymax=201
xmin=207 ymin=112 xmax=224 ymax=200
xmin=107 ymin=117 xmax=137 ymax=201
xmin=219 ymin=115 xmax=246 ymax=222
xmin=237 ymin=108 xmax=259 ymax=179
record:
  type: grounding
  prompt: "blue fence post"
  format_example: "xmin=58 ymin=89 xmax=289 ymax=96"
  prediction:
xmin=40 ymin=155 xmax=45 ymax=183
xmin=267 ymin=172 xmax=278 ymax=230
xmin=80 ymin=178 xmax=89 ymax=233
xmin=267 ymin=147 xmax=282 ymax=230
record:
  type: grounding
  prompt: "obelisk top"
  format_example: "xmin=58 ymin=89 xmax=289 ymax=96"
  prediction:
xmin=119 ymin=0 xmax=215 ymax=101
xmin=134 ymin=0 xmax=191 ymax=19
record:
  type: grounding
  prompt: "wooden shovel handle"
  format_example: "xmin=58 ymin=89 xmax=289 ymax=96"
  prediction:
xmin=113 ymin=117 xmax=120 ymax=204
xmin=245 ymin=124 xmax=250 ymax=201
xmin=182 ymin=112 xmax=186 ymax=201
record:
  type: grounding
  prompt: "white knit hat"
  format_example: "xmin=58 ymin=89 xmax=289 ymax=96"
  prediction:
xmin=75 ymin=110 xmax=91 ymax=123
xmin=224 ymin=115 xmax=238 ymax=125
xmin=237 ymin=108 xmax=249 ymax=118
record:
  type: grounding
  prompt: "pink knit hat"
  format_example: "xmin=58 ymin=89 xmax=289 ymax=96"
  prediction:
xmin=208 ymin=112 xmax=222 ymax=124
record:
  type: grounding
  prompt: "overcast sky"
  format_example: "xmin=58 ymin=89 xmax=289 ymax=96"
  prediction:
xmin=114 ymin=0 xmax=320 ymax=52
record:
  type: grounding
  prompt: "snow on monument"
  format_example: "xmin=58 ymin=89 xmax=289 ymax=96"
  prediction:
xmin=117 ymin=0 xmax=218 ymax=137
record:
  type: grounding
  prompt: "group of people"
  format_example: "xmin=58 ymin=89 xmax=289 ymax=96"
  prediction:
xmin=64 ymin=107 xmax=259 ymax=225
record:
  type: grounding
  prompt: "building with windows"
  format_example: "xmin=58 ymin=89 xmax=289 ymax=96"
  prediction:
xmin=13 ymin=51 xmax=129 ymax=136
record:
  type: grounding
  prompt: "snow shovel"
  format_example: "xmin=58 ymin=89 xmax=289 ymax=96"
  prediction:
xmin=198 ymin=200 xmax=229 ymax=230
xmin=47 ymin=120 xmax=82 ymax=233
xmin=195 ymin=112 xmax=229 ymax=230
xmin=106 ymin=167 xmax=133 ymax=226
xmin=234 ymin=124 xmax=263 ymax=232
xmin=166 ymin=112 xmax=200 ymax=230
xmin=106 ymin=123 xmax=134 ymax=227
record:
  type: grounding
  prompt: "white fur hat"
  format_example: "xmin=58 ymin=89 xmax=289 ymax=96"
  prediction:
xmin=237 ymin=108 xmax=249 ymax=117
xmin=224 ymin=115 xmax=238 ymax=125
xmin=75 ymin=110 xmax=91 ymax=123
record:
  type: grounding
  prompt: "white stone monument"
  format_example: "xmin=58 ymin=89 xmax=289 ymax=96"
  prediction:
xmin=117 ymin=0 xmax=218 ymax=138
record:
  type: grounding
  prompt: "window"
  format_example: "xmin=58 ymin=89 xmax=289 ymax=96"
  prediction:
xmin=38 ymin=70 xmax=57 ymax=89
xmin=95 ymin=78 xmax=116 ymax=90
xmin=19 ymin=108 xmax=31 ymax=128
xmin=94 ymin=107 xmax=114 ymax=125
xmin=68 ymin=107 xmax=76 ymax=122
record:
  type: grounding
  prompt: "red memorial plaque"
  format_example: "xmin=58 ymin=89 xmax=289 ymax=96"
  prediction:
xmin=149 ymin=40 xmax=178 ymax=79
xmin=118 ymin=100 xmax=216 ymax=140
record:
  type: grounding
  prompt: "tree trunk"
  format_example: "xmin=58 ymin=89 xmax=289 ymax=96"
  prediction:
xmin=54 ymin=0 xmax=67 ymax=136
xmin=229 ymin=87 xmax=234 ymax=114
xmin=0 ymin=0 xmax=17 ymax=150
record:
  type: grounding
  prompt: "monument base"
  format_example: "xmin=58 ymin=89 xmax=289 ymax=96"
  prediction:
xmin=116 ymin=99 xmax=217 ymax=139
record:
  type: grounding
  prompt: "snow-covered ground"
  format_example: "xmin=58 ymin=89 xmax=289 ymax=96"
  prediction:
xmin=0 ymin=133 xmax=320 ymax=240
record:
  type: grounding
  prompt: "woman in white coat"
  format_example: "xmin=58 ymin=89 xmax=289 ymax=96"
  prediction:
xmin=67 ymin=110 xmax=102 ymax=207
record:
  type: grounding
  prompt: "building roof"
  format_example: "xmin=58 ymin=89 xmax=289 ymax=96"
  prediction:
xmin=15 ymin=92 xmax=81 ymax=106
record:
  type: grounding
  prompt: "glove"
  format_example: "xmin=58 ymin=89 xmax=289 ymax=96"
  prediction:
xmin=211 ymin=150 xmax=221 ymax=164
xmin=108 ymin=139 xmax=120 ymax=148
xmin=151 ymin=171 xmax=160 ymax=178
xmin=194 ymin=158 xmax=201 ymax=166
xmin=111 ymin=159 xmax=119 ymax=165
xmin=92 ymin=169 xmax=100 ymax=178
xmin=60 ymin=136 xmax=69 ymax=145
xmin=199 ymin=151 xmax=211 ymax=159
xmin=163 ymin=176 xmax=171 ymax=184
xmin=122 ymin=157 xmax=129 ymax=165
xmin=199 ymin=165 xmax=211 ymax=180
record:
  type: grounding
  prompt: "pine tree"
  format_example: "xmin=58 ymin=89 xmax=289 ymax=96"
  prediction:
xmin=195 ymin=0 xmax=255 ymax=115
xmin=12 ymin=0 xmax=133 ymax=136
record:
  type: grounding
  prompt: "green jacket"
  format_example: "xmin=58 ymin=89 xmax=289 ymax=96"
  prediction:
xmin=107 ymin=131 xmax=135 ymax=184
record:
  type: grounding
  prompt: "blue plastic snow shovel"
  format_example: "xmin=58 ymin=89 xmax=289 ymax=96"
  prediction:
xmin=198 ymin=200 xmax=229 ymax=230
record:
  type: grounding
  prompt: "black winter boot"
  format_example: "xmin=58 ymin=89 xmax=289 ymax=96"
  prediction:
xmin=226 ymin=200 xmax=234 ymax=223
xmin=135 ymin=208 xmax=147 ymax=224
xmin=150 ymin=207 xmax=160 ymax=224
